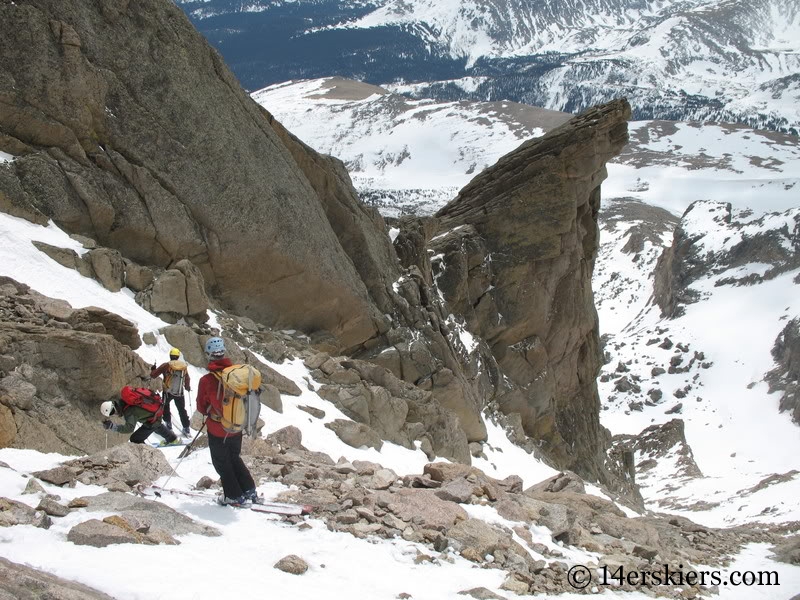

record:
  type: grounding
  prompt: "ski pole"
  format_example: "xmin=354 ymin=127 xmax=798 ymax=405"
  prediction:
xmin=179 ymin=417 xmax=206 ymax=458
xmin=161 ymin=418 xmax=206 ymax=490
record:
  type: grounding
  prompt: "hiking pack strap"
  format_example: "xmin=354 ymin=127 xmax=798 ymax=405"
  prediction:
xmin=207 ymin=373 xmax=225 ymax=423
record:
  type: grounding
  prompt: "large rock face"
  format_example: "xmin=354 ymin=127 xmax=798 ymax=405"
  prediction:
xmin=0 ymin=0 xmax=397 ymax=351
xmin=431 ymin=100 xmax=631 ymax=479
xmin=767 ymin=318 xmax=800 ymax=424
xmin=0 ymin=0 xmax=632 ymax=478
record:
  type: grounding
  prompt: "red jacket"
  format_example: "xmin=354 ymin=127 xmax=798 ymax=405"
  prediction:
xmin=196 ymin=358 xmax=239 ymax=438
xmin=150 ymin=361 xmax=192 ymax=393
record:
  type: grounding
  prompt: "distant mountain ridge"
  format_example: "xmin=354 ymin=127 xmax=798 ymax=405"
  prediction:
xmin=176 ymin=0 xmax=800 ymax=132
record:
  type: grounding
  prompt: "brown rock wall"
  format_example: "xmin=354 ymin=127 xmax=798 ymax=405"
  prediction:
xmin=433 ymin=100 xmax=631 ymax=479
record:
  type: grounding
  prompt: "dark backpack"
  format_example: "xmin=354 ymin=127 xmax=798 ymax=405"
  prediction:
xmin=119 ymin=386 xmax=164 ymax=424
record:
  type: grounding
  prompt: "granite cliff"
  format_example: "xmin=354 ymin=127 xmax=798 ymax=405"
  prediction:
xmin=0 ymin=0 xmax=629 ymax=483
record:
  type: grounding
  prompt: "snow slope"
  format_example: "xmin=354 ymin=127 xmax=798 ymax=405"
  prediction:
xmin=254 ymin=77 xmax=568 ymax=216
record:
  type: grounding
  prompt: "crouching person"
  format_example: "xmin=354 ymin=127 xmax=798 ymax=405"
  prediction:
xmin=100 ymin=386 xmax=178 ymax=446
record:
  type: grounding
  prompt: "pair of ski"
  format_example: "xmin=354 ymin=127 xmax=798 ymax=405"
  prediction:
xmin=146 ymin=484 xmax=313 ymax=516
xmin=148 ymin=438 xmax=191 ymax=448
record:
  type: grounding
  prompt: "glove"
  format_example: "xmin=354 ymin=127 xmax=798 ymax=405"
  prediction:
xmin=102 ymin=420 xmax=117 ymax=432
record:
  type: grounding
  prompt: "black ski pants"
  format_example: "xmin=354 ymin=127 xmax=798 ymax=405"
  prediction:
xmin=129 ymin=421 xmax=177 ymax=445
xmin=208 ymin=433 xmax=255 ymax=500
xmin=163 ymin=392 xmax=190 ymax=429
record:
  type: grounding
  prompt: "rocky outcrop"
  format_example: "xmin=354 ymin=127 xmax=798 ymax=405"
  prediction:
xmin=244 ymin=439 xmax=781 ymax=598
xmin=654 ymin=201 xmax=800 ymax=318
xmin=136 ymin=259 xmax=210 ymax=323
xmin=428 ymin=99 xmax=631 ymax=480
xmin=0 ymin=278 xmax=149 ymax=454
xmin=609 ymin=419 xmax=702 ymax=512
xmin=0 ymin=0 xmax=395 ymax=350
xmin=767 ymin=318 xmax=800 ymax=424
xmin=311 ymin=354 xmax=470 ymax=463
xmin=0 ymin=557 xmax=116 ymax=599
xmin=0 ymin=496 xmax=51 ymax=529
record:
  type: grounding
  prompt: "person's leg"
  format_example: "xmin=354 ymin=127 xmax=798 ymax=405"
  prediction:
xmin=129 ymin=424 xmax=155 ymax=444
xmin=227 ymin=435 xmax=256 ymax=494
xmin=173 ymin=394 xmax=190 ymax=431
xmin=208 ymin=434 xmax=244 ymax=499
xmin=162 ymin=394 xmax=173 ymax=429
xmin=153 ymin=422 xmax=177 ymax=444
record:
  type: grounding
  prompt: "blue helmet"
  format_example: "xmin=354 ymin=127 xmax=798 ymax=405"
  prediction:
xmin=205 ymin=336 xmax=226 ymax=358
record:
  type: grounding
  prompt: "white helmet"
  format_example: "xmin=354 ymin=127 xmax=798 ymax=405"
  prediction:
xmin=100 ymin=401 xmax=116 ymax=417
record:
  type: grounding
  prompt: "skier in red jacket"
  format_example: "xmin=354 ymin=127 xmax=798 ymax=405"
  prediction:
xmin=196 ymin=337 xmax=257 ymax=507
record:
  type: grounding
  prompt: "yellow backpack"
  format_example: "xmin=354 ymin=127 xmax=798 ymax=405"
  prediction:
xmin=211 ymin=364 xmax=262 ymax=435
xmin=164 ymin=360 xmax=187 ymax=396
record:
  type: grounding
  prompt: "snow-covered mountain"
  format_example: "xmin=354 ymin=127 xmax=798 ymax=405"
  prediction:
xmin=3 ymin=2 xmax=799 ymax=598
xmin=2 ymin=80 xmax=799 ymax=597
xmin=254 ymin=76 xmax=800 ymax=529
xmin=176 ymin=0 xmax=800 ymax=131
xmin=252 ymin=77 xmax=572 ymax=215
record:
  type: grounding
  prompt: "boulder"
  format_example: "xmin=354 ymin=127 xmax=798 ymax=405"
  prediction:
xmin=375 ymin=488 xmax=467 ymax=531
xmin=32 ymin=241 xmax=94 ymax=281
xmin=325 ymin=419 xmax=383 ymax=450
xmin=274 ymin=555 xmax=309 ymax=575
xmin=66 ymin=516 xmax=178 ymax=547
xmin=260 ymin=384 xmax=283 ymax=413
xmin=79 ymin=492 xmax=220 ymax=538
xmin=161 ymin=324 xmax=205 ymax=367
xmin=0 ymin=497 xmax=51 ymax=529
xmin=148 ymin=269 xmax=188 ymax=317
xmin=525 ymin=471 xmax=586 ymax=495
xmin=266 ymin=425 xmax=303 ymax=450
xmin=173 ymin=259 xmax=210 ymax=318
xmin=435 ymin=477 xmax=479 ymax=504
xmin=32 ymin=466 xmax=75 ymax=487
xmin=85 ymin=248 xmax=125 ymax=292
xmin=0 ymin=556 xmax=115 ymax=599
xmin=36 ymin=497 xmax=70 ymax=517
xmin=123 ymin=260 xmax=155 ymax=292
